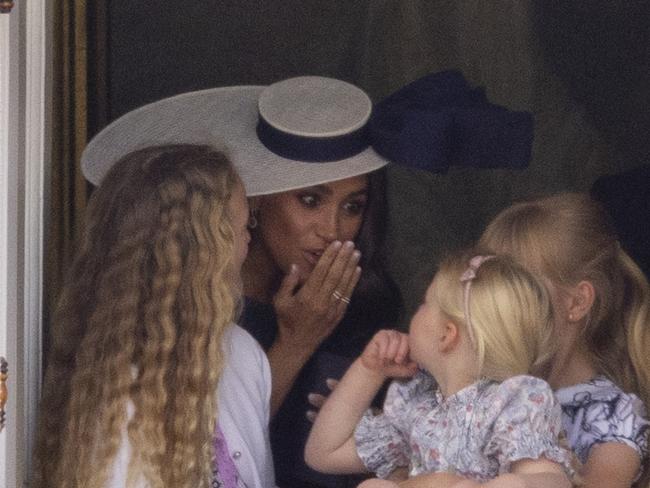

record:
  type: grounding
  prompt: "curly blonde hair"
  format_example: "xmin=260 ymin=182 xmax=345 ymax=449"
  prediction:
xmin=33 ymin=144 xmax=240 ymax=488
xmin=433 ymin=251 xmax=555 ymax=381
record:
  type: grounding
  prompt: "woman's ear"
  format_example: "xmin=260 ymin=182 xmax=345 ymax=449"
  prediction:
xmin=248 ymin=197 xmax=261 ymax=229
xmin=566 ymin=280 xmax=596 ymax=323
xmin=248 ymin=196 xmax=261 ymax=213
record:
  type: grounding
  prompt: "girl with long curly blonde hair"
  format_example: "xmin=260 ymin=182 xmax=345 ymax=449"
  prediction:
xmin=32 ymin=144 xmax=274 ymax=488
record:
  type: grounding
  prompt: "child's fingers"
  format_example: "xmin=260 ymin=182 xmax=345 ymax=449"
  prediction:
xmin=376 ymin=331 xmax=390 ymax=360
xmin=385 ymin=330 xmax=402 ymax=361
xmin=364 ymin=330 xmax=409 ymax=372
xmin=306 ymin=410 xmax=317 ymax=423
xmin=395 ymin=333 xmax=410 ymax=364
xmin=361 ymin=337 xmax=381 ymax=368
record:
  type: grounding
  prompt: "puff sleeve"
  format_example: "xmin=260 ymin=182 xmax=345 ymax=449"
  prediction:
xmin=354 ymin=371 xmax=436 ymax=478
xmin=483 ymin=375 xmax=576 ymax=478
xmin=575 ymin=389 xmax=649 ymax=462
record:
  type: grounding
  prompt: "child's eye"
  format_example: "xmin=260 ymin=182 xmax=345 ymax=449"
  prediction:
xmin=343 ymin=199 xmax=366 ymax=216
xmin=298 ymin=193 xmax=320 ymax=208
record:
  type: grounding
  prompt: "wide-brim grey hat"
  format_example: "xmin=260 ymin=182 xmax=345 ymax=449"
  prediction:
xmin=81 ymin=76 xmax=389 ymax=196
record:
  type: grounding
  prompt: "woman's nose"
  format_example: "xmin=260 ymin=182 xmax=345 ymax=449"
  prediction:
xmin=315 ymin=209 xmax=339 ymax=242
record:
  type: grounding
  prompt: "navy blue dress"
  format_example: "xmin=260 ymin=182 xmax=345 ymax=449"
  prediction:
xmin=241 ymin=298 xmax=391 ymax=488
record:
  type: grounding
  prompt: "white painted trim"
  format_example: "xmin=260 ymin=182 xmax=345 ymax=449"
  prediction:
xmin=23 ymin=0 xmax=51 ymax=479
xmin=0 ymin=4 xmax=24 ymax=486
xmin=0 ymin=0 xmax=51 ymax=485
xmin=0 ymin=12 xmax=8 ymax=484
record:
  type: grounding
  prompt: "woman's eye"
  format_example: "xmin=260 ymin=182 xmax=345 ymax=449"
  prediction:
xmin=298 ymin=194 xmax=320 ymax=208
xmin=343 ymin=200 xmax=366 ymax=216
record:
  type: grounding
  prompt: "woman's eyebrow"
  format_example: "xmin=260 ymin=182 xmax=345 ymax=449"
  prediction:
xmin=308 ymin=184 xmax=368 ymax=197
xmin=302 ymin=184 xmax=331 ymax=195
xmin=348 ymin=189 xmax=369 ymax=198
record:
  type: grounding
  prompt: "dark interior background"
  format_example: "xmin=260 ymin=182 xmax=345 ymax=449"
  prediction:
xmin=92 ymin=1 xmax=650 ymax=322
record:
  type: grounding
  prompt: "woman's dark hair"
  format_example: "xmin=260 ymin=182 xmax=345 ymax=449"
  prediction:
xmin=343 ymin=168 xmax=402 ymax=340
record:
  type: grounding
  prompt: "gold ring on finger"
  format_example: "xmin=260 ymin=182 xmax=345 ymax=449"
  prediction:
xmin=332 ymin=290 xmax=344 ymax=301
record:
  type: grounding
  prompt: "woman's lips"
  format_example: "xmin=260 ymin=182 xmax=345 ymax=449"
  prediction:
xmin=303 ymin=250 xmax=323 ymax=266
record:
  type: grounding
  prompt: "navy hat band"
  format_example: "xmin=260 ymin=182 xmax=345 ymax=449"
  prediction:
xmin=256 ymin=116 xmax=370 ymax=163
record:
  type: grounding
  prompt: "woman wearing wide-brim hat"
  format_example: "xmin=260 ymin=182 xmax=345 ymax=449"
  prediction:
xmin=82 ymin=75 xmax=402 ymax=488
xmin=80 ymin=72 xmax=534 ymax=488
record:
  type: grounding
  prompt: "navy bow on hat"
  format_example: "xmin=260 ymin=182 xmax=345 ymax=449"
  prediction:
xmin=369 ymin=71 xmax=534 ymax=172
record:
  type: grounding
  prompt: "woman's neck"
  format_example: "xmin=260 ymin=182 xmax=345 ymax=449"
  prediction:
xmin=242 ymin=238 xmax=281 ymax=303
xmin=548 ymin=343 xmax=597 ymax=389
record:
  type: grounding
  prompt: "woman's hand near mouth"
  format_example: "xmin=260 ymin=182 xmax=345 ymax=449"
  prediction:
xmin=267 ymin=239 xmax=362 ymax=415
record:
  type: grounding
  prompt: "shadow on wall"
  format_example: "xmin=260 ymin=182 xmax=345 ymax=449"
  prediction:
xmin=591 ymin=164 xmax=650 ymax=279
xmin=97 ymin=0 xmax=649 ymax=325
xmin=534 ymin=1 xmax=650 ymax=165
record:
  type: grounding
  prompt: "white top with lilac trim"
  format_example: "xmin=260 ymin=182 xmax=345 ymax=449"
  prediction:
xmin=108 ymin=325 xmax=275 ymax=488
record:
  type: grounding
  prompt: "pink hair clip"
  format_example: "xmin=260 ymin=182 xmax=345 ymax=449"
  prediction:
xmin=460 ymin=255 xmax=495 ymax=343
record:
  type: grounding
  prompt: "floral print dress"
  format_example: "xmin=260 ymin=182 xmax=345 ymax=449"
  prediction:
xmin=354 ymin=371 xmax=575 ymax=482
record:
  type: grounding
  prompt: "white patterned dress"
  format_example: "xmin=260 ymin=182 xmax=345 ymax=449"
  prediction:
xmin=555 ymin=376 xmax=649 ymax=479
xmin=354 ymin=371 xmax=575 ymax=482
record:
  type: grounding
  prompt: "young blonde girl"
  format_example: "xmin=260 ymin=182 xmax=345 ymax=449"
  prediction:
xmin=305 ymin=251 xmax=576 ymax=487
xmin=478 ymin=192 xmax=650 ymax=488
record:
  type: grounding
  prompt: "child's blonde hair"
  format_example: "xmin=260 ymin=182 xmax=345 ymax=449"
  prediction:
xmin=479 ymin=192 xmax=650 ymax=410
xmin=433 ymin=251 xmax=555 ymax=381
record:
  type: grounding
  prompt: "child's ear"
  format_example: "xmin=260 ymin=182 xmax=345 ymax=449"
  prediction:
xmin=566 ymin=280 xmax=596 ymax=323
xmin=439 ymin=320 xmax=459 ymax=353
